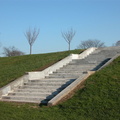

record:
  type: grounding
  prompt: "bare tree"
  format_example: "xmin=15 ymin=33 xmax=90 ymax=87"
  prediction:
xmin=24 ymin=27 xmax=40 ymax=54
xmin=77 ymin=39 xmax=105 ymax=49
xmin=62 ymin=28 xmax=76 ymax=51
xmin=3 ymin=46 xmax=25 ymax=57
xmin=113 ymin=40 xmax=120 ymax=46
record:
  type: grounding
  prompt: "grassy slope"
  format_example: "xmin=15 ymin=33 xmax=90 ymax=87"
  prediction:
xmin=0 ymin=49 xmax=82 ymax=87
xmin=0 ymin=50 xmax=120 ymax=120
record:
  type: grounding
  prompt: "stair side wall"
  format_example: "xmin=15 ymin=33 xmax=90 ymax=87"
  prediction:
xmin=0 ymin=74 xmax=28 ymax=98
xmin=78 ymin=47 xmax=97 ymax=59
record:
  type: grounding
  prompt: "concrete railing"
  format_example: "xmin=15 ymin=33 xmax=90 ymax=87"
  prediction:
xmin=0 ymin=74 xmax=28 ymax=98
xmin=28 ymin=47 xmax=97 ymax=80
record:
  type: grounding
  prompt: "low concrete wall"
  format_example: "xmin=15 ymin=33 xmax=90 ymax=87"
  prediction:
xmin=0 ymin=74 xmax=28 ymax=98
xmin=78 ymin=47 xmax=97 ymax=59
xmin=28 ymin=47 xmax=97 ymax=80
xmin=48 ymin=71 xmax=95 ymax=106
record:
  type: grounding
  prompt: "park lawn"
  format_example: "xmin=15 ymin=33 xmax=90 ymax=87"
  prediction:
xmin=0 ymin=50 xmax=119 ymax=120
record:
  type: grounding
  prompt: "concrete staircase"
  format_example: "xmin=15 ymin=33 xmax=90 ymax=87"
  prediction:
xmin=2 ymin=78 xmax=73 ymax=104
xmin=1 ymin=46 xmax=120 ymax=104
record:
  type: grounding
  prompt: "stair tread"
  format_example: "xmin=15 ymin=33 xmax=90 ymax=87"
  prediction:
xmin=9 ymin=92 xmax=51 ymax=95
xmin=1 ymin=98 xmax=47 ymax=104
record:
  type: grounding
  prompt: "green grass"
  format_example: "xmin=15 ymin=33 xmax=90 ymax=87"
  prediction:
xmin=0 ymin=49 xmax=83 ymax=87
xmin=0 ymin=50 xmax=120 ymax=120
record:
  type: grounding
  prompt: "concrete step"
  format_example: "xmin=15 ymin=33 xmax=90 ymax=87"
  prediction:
xmin=7 ymin=91 xmax=59 ymax=101
xmin=5 ymin=92 xmax=55 ymax=100
xmin=61 ymin=65 xmax=97 ymax=69
xmin=21 ymin=82 xmax=73 ymax=90
xmin=24 ymin=81 xmax=69 ymax=86
xmin=50 ymin=72 xmax=82 ymax=75
xmin=29 ymin=78 xmax=71 ymax=82
xmin=27 ymin=80 xmax=74 ymax=86
xmin=46 ymin=72 xmax=87 ymax=78
xmin=56 ymin=67 xmax=94 ymax=72
xmin=1 ymin=98 xmax=45 ymax=104
xmin=9 ymin=92 xmax=51 ymax=97
xmin=15 ymin=88 xmax=59 ymax=93
xmin=54 ymin=70 xmax=82 ymax=73
xmin=2 ymin=95 xmax=48 ymax=103
xmin=70 ymin=60 xmax=102 ymax=65
xmin=19 ymin=85 xmax=65 ymax=89
xmin=14 ymin=89 xmax=61 ymax=97
xmin=45 ymin=75 xmax=79 ymax=79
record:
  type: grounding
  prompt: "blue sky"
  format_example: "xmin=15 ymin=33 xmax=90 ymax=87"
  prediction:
xmin=0 ymin=0 xmax=120 ymax=55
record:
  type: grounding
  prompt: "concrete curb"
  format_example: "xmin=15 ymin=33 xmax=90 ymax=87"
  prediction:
xmin=47 ymin=71 xmax=95 ymax=106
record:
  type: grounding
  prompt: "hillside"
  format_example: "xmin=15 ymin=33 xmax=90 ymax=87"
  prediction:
xmin=0 ymin=49 xmax=119 ymax=120
xmin=0 ymin=49 xmax=83 ymax=88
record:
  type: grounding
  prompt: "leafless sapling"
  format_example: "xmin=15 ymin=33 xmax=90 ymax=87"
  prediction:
xmin=24 ymin=27 xmax=40 ymax=54
xmin=62 ymin=28 xmax=76 ymax=51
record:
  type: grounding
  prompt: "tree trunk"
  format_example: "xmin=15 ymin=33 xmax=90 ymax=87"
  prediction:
xmin=30 ymin=45 xmax=32 ymax=55
xmin=69 ymin=43 xmax=70 ymax=51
